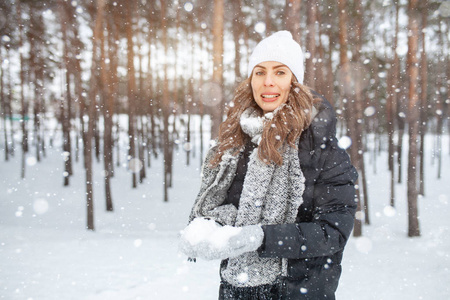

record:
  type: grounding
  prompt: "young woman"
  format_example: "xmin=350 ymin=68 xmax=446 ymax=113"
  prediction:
xmin=179 ymin=31 xmax=358 ymax=300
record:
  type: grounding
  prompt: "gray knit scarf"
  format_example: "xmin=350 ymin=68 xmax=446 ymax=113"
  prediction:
xmin=190 ymin=107 xmax=305 ymax=287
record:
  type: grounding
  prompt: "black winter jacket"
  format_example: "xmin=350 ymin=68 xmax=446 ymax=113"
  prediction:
xmin=222 ymin=96 xmax=358 ymax=299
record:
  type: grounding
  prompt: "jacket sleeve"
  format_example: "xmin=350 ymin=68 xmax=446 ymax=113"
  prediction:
xmin=258 ymin=140 xmax=358 ymax=259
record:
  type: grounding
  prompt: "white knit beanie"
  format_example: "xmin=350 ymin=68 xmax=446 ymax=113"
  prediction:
xmin=247 ymin=30 xmax=305 ymax=84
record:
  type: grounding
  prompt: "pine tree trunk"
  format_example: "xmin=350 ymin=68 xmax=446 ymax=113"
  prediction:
xmin=354 ymin=0 xmax=370 ymax=225
xmin=406 ymin=0 xmax=420 ymax=237
xmin=29 ymin=8 xmax=44 ymax=164
xmin=100 ymin=5 xmax=114 ymax=212
xmin=199 ymin=33 xmax=205 ymax=166
xmin=137 ymin=34 xmax=146 ymax=184
xmin=146 ymin=22 xmax=156 ymax=162
xmin=126 ymin=0 xmax=137 ymax=188
xmin=315 ymin=8 xmax=327 ymax=99
xmin=418 ymin=0 xmax=428 ymax=196
xmin=304 ymin=0 xmax=316 ymax=88
xmin=0 ymin=48 xmax=9 ymax=161
xmin=161 ymin=0 xmax=170 ymax=201
xmin=397 ymin=93 xmax=405 ymax=184
xmin=17 ymin=2 xmax=28 ymax=179
xmin=85 ymin=0 xmax=107 ymax=231
xmin=59 ymin=0 xmax=76 ymax=186
xmin=263 ymin=0 xmax=272 ymax=36
xmin=210 ymin=0 xmax=224 ymax=139
xmin=232 ymin=0 xmax=242 ymax=84
xmin=338 ymin=0 xmax=362 ymax=237
xmin=435 ymin=19 xmax=445 ymax=180
xmin=394 ymin=0 xmax=404 ymax=186
xmin=5 ymin=48 xmax=15 ymax=157
xmin=285 ymin=0 xmax=302 ymax=43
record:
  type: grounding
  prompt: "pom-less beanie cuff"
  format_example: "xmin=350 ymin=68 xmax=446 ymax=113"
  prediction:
xmin=247 ymin=31 xmax=305 ymax=84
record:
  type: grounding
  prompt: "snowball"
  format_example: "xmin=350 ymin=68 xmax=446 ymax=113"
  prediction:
xmin=182 ymin=218 xmax=220 ymax=246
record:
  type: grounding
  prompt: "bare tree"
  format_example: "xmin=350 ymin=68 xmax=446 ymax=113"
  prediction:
xmin=231 ymin=0 xmax=243 ymax=84
xmin=58 ymin=0 xmax=74 ymax=186
xmin=100 ymin=1 xmax=115 ymax=212
xmin=27 ymin=5 xmax=47 ymax=164
xmin=418 ymin=0 xmax=428 ymax=196
xmin=0 ymin=47 xmax=9 ymax=161
xmin=263 ymin=0 xmax=272 ymax=36
xmin=406 ymin=0 xmax=421 ymax=237
xmin=338 ymin=0 xmax=362 ymax=237
xmin=210 ymin=0 xmax=225 ymax=139
xmin=285 ymin=0 xmax=302 ymax=43
xmin=84 ymin=0 xmax=107 ymax=231
xmin=353 ymin=0 xmax=370 ymax=225
xmin=17 ymin=1 xmax=29 ymax=179
xmin=387 ymin=1 xmax=401 ymax=206
xmin=304 ymin=0 xmax=317 ymax=88
xmin=435 ymin=18 xmax=445 ymax=180
xmin=126 ymin=0 xmax=137 ymax=188
xmin=161 ymin=0 xmax=171 ymax=201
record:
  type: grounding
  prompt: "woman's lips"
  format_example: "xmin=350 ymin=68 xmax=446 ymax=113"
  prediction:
xmin=261 ymin=93 xmax=280 ymax=102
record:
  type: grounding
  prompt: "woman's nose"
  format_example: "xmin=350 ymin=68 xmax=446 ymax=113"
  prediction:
xmin=264 ymin=74 xmax=275 ymax=86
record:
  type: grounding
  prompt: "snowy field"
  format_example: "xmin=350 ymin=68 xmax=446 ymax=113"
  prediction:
xmin=1 ymin=132 xmax=449 ymax=300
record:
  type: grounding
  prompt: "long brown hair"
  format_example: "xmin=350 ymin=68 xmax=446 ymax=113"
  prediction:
xmin=210 ymin=76 xmax=318 ymax=167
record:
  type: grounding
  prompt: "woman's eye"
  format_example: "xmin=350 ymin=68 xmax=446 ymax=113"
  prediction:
xmin=255 ymin=71 xmax=264 ymax=76
xmin=277 ymin=70 xmax=286 ymax=75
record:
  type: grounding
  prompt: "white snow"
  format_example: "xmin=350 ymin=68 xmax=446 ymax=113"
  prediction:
xmin=1 ymin=133 xmax=449 ymax=300
xmin=181 ymin=218 xmax=220 ymax=246
xmin=180 ymin=217 xmax=243 ymax=252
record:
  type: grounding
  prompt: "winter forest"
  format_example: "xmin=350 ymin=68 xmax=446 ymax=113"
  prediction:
xmin=0 ymin=0 xmax=449 ymax=299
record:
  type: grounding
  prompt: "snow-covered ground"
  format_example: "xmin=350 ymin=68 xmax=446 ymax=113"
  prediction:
xmin=1 ymin=132 xmax=449 ymax=300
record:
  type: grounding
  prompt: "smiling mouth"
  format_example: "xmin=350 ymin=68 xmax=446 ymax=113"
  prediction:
xmin=261 ymin=94 xmax=280 ymax=101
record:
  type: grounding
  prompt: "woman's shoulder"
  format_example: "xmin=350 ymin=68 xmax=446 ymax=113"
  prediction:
xmin=310 ymin=90 xmax=336 ymax=124
xmin=307 ymin=90 xmax=337 ymax=141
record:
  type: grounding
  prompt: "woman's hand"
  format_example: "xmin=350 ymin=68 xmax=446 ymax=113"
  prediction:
xmin=200 ymin=224 xmax=264 ymax=260
xmin=179 ymin=217 xmax=221 ymax=258
xmin=179 ymin=219 xmax=264 ymax=260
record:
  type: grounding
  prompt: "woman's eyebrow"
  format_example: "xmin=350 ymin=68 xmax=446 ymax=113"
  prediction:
xmin=273 ymin=64 xmax=288 ymax=69
xmin=254 ymin=64 xmax=287 ymax=69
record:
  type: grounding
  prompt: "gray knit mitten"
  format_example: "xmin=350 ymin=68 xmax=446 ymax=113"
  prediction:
xmin=196 ymin=224 xmax=264 ymax=261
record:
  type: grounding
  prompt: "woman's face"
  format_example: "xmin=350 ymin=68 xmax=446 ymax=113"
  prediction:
xmin=251 ymin=61 xmax=293 ymax=114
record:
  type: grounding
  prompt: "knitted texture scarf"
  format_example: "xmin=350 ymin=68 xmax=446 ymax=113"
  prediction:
xmin=190 ymin=107 xmax=305 ymax=287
